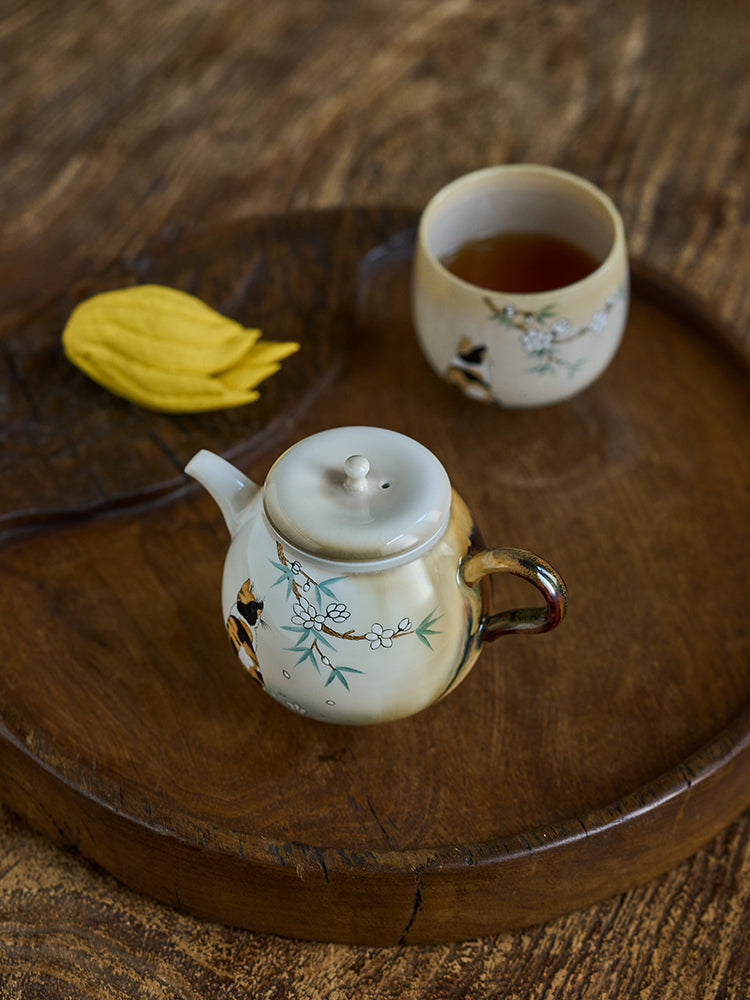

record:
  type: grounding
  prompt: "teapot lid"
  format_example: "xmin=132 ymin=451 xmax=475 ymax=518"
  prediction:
xmin=262 ymin=426 xmax=452 ymax=562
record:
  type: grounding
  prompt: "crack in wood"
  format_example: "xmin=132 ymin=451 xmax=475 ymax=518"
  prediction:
xmin=399 ymin=869 xmax=424 ymax=945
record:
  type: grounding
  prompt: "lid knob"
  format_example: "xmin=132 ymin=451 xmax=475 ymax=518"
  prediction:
xmin=262 ymin=427 xmax=452 ymax=561
xmin=344 ymin=454 xmax=370 ymax=493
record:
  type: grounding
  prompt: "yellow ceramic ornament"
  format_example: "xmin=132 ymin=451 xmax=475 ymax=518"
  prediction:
xmin=62 ymin=284 xmax=299 ymax=413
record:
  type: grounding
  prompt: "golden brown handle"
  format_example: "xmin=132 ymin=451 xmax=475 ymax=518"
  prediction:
xmin=461 ymin=547 xmax=567 ymax=642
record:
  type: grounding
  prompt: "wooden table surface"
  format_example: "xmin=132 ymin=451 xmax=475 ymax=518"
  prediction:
xmin=2 ymin=1 xmax=749 ymax=996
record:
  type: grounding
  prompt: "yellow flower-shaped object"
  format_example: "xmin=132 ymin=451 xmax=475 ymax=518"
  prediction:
xmin=62 ymin=284 xmax=300 ymax=413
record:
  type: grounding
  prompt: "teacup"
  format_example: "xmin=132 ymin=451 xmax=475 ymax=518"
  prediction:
xmin=412 ymin=164 xmax=629 ymax=408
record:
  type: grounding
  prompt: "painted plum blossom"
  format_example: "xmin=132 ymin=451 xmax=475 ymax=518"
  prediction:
xmin=262 ymin=542 xmax=442 ymax=701
xmin=483 ymin=289 xmax=625 ymax=377
xmin=366 ymin=623 xmax=395 ymax=649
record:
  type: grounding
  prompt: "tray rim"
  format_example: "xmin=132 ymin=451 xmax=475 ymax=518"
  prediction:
xmin=1 ymin=206 xmax=748 ymax=942
xmin=3 ymin=696 xmax=750 ymax=869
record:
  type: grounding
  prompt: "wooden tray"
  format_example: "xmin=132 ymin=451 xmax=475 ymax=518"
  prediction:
xmin=1 ymin=208 xmax=748 ymax=945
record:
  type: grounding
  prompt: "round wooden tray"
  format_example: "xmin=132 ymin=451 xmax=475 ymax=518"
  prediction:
xmin=1 ymin=208 xmax=748 ymax=945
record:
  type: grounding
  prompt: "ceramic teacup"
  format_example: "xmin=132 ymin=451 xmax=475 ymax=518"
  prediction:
xmin=412 ymin=164 xmax=629 ymax=408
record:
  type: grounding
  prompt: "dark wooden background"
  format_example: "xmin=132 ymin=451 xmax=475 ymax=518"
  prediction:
xmin=2 ymin=0 xmax=750 ymax=996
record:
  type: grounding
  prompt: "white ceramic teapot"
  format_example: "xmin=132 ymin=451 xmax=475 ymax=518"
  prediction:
xmin=185 ymin=426 xmax=567 ymax=725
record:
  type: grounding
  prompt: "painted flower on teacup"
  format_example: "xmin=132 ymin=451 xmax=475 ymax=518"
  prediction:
xmin=413 ymin=164 xmax=630 ymax=408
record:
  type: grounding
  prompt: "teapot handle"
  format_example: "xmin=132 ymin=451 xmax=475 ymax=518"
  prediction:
xmin=461 ymin=547 xmax=567 ymax=642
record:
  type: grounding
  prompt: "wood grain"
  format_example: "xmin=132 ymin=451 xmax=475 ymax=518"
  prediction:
xmin=0 ymin=211 xmax=748 ymax=946
xmin=3 ymin=0 xmax=750 ymax=361
xmin=2 ymin=802 xmax=750 ymax=998
xmin=2 ymin=0 xmax=750 ymax=994
xmin=0 ymin=209 xmax=413 ymax=534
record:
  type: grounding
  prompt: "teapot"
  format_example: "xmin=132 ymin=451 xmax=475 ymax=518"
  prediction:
xmin=185 ymin=426 xmax=567 ymax=725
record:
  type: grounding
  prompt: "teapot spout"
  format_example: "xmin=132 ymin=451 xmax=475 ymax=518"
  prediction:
xmin=185 ymin=450 xmax=260 ymax=538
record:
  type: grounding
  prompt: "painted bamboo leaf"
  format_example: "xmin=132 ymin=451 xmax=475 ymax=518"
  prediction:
xmin=325 ymin=666 xmax=365 ymax=690
xmin=316 ymin=577 xmax=344 ymax=601
xmin=535 ymin=303 xmax=558 ymax=323
xmin=270 ymin=560 xmax=296 ymax=598
xmin=281 ymin=625 xmax=312 ymax=648
xmin=286 ymin=644 xmax=320 ymax=673
xmin=415 ymin=610 xmax=442 ymax=650
xmin=316 ymin=631 xmax=338 ymax=651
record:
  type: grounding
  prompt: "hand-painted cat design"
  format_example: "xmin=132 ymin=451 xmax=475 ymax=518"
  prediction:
xmin=226 ymin=580 xmax=265 ymax=687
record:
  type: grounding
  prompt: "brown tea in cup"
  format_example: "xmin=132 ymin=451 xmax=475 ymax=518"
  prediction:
xmin=441 ymin=231 xmax=599 ymax=294
xmin=413 ymin=164 xmax=630 ymax=407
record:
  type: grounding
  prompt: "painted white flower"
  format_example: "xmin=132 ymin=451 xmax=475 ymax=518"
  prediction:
xmin=551 ymin=318 xmax=572 ymax=338
xmin=521 ymin=327 xmax=554 ymax=354
xmin=325 ymin=602 xmax=350 ymax=623
xmin=503 ymin=304 xmax=515 ymax=318
xmin=290 ymin=561 xmax=302 ymax=575
xmin=292 ymin=596 xmax=325 ymax=630
xmin=366 ymin=623 xmax=395 ymax=649
xmin=588 ymin=310 xmax=609 ymax=333
xmin=397 ymin=617 xmax=412 ymax=633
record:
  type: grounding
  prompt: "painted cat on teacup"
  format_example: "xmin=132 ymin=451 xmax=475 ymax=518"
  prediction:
xmin=413 ymin=164 xmax=630 ymax=408
xmin=186 ymin=426 xmax=567 ymax=725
